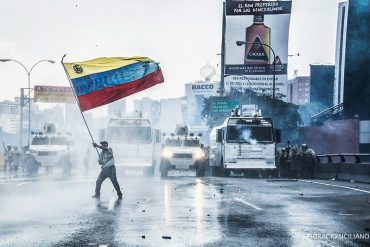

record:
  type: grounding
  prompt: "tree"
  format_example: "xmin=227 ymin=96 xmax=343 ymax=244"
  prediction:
xmin=298 ymin=101 xmax=327 ymax=126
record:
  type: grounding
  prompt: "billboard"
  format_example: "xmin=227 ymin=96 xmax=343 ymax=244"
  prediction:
xmin=224 ymin=0 xmax=292 ymax=101
xmin=34 ymin=85 xmax=76 ymax=104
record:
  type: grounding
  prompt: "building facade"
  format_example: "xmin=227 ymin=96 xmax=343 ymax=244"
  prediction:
xmin=0 ymin=99 xmax=20 ymax=134
xmin=310 ymin=65 xmax=335 ymax=109
xmin=334 ymin=1 xmax=348 ymax=106
xmin=343 ymin=0 xmax=370 ymax=120
xmin=286 ymin=76 xmax=310 ymax=105
xmin=185 ymin=81 xmax=220 ymax=126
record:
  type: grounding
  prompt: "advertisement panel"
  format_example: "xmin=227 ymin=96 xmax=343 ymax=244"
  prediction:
xmin=34 ymin=85 xmax=75 ymax=104
xmin=224 ymin=0 xmax=292 ymax=101
xmin=211 ymin=99 xmax=240 ymax=114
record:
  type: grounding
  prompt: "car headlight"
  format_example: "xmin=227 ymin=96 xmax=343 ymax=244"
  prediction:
xmin=161 ymin=148 xmax=173 ymax=159
xmin=29 ymin=149 xmax=37 ymax=154
xmin=193 ymin=150 xmax=205 ymax=160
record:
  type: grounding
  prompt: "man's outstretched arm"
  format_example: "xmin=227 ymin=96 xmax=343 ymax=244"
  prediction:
xmin=92 ymin=143 xmax=108 ymax=151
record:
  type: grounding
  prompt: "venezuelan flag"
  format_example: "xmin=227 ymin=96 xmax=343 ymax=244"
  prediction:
xmin=63 ymin=57 xmax=164 ymax=111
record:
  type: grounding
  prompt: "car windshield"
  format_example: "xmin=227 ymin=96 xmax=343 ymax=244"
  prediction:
xmin=31 ymin=137 xmax=49 ymax=145
xmin=50 ymin=137 xmax=68 ymax=145
xmin=183 ymin=139 xmax=200 ymax=147
xmin=227 ymin=126 xmax=273 ymax=143
xmin=108 ymin=127 xmax=152 ymax=143
xmin=165 ymin=139 xmax=181 ymax=146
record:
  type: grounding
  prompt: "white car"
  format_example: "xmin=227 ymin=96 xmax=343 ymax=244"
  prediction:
xmin=159 ymin=136 xmax=207 ymax=177
xmin=29 ymin=134 xmax=77 ymax=174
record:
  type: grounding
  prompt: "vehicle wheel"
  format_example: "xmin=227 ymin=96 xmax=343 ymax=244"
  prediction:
xmin=244 ymin=169 xmax=258 ymax=178
xmin=195 ymin=165 xmax=205 ymax=177
xmin=160 ymin=167 xmax=168 ymax=178
xmin=210 ymin=166 xmax=223 ymax=177
xmin=224 ymin=170 xmax=231 ymax=177
xmin=160 ymin=159 xmax=168 ymax=178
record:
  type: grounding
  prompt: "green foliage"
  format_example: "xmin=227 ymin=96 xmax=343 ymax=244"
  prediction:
xmin=201 ymin=89 xmax=301 ymax=142
xmin=298 ymin=101 xmax=327 ymax=126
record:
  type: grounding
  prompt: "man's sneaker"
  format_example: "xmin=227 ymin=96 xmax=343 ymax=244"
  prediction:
xmin=92 ymin=194 xmax=100 ymax=199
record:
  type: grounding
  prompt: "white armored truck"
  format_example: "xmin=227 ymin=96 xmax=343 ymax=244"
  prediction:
xmin=105 ymin=118 xmax=162 ymax=175
xmin=159 ymin=125 xmax=207 ymax=178
xmin=29 ymin=123 xmax=77 ymax=174
xmin=209 ymin=109 xmax=281 ymax=177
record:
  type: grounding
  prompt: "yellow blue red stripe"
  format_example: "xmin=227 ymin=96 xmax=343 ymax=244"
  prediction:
xmin=63 ymin=56 xmax=164 ymax=111
xmin=64 ymin=57 xmax=152 ymax=79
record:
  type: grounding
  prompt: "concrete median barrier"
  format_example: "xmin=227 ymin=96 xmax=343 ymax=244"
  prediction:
xmin=313 ymin=162 xmax=370 ymax=183
xmin=314 ymin=163 xmax=340 ymax=180
xmin=337 ymin=163 xmax=370 ymax=183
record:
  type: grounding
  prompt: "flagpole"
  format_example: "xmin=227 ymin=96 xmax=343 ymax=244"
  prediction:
xmin=61 ymin=54 xmax=99 ymax=156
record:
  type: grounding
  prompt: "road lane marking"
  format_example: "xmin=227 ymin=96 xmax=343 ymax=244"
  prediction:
xmin=16 ymin=182 xmax=29 ymax=187
xmin=108 ymin=197 xmax=117 ymax=211
xmin=300 ymin=180 xmax=370 ymax=194
xmin=234 ymin=198 xmax=263 ymax=211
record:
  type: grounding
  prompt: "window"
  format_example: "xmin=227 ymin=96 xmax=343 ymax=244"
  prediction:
xmin=108 ymin=127 xmax=152 ymax=143
xmin=50 ymin=137 xmax=68 ymax=145
xmin=165 ymin=139 xmax=181 ymax=147
xmin=31 ymin=137 xmax=49 ymax=145
xmin=226 ymin=126 xmax=273 ymax=143
xmin=183 ymin=139 xmax=200 ymax=147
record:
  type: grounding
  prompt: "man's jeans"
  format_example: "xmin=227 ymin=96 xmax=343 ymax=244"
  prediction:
xmin=95 ymin=166 xmax=122 ymax=196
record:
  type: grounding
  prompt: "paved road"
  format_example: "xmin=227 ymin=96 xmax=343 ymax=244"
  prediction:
xmin=0 ymin=170 xmax=370 ymax=247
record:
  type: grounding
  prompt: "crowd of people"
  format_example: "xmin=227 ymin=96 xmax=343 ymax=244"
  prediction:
xmin=2 ymin=144 xmax=40 ymax=177
xmin=277 ymin=141 xmax=318 ymax=179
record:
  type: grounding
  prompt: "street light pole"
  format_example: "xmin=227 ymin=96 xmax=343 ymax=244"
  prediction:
xmin=220 ymin=1 xmax=226 ymax=97
xmin=240 ymin=75 xmax=252 ymax=105
xmin=236 ymin=41 xmax=276 ymax=118
xmin=0 ymin=59 xmax=55 ymax=147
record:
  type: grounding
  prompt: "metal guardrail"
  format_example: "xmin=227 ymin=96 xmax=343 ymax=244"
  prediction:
xmin=311 ymin=103 xmax=344 ymax=125
xmin=316 ymin=154 xmax=370 ymax=164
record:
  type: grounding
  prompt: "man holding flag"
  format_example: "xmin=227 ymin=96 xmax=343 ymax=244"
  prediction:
xmin=62 ymin=55 xmax=164 ymax=198
xmin=92 ymin=141 xmax=122 ymax=199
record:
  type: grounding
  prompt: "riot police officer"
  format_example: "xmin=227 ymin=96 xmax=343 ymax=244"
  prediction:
xmin=300 ymin=144 xmax=316 ymax=178
xmin=289 ymin=145 xmax=301 ymax=179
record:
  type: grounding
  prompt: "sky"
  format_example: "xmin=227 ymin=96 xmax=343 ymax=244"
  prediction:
xmin=0 ymin=0 xmax=343 ymax=114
